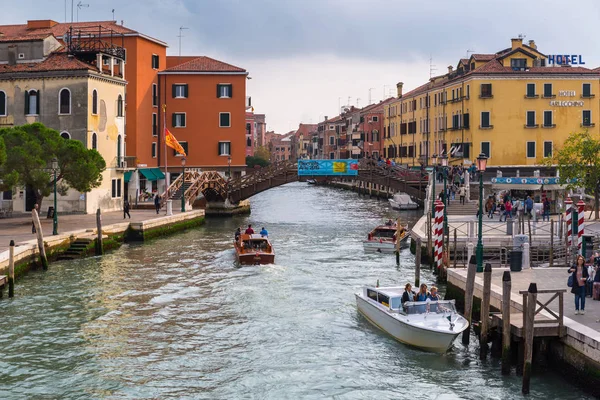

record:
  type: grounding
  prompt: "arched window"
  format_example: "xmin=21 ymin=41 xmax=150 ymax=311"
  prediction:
xmin=59 ymin=88 xmax=71 ymax=114
xmin=60 ymin=131 xmax=71 ymax=139
xmin=117 ymin=95 xmax=123 ymax=117
xmin=0 ymin=91 xmax=6 ymax=116
xmin=117 ymin=134 xmax=122 ymax=163
xmin=246 ymin=137 xmax=251 ymax=147
xmin=91 ymin=132 xmax=97 ymax=150
xmin=92 ymin=89 xmax=98 ymax=115
xmin=25 ymin=89 xmax=39 ymax=115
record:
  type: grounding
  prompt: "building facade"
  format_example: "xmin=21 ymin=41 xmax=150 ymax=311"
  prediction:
xmin=383 ymin=38 xmax=600 ymax=168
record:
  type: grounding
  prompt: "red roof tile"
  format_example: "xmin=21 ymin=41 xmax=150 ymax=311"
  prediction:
xmin=0 ymin=20 xmax=137 ymax=39
xmin=163 ymin=56 xmax=246 ymax=73
xmin=0 ymin=52 xmax=97 ymax=74
xmin=0 ymin=33 xmax=53 ymax=42
xmin=470 ymin=54 xmax=495 ymax=61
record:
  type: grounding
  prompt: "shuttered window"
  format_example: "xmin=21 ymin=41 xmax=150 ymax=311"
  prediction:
xmin=172 ymin=113 xmax=186 ymax=127
xmin=217 ymin=84 xmax=232 ymax=98
xmin=172 ymin=84 xmax=188 ymax=98
xmin=0 ymin=91 xmax=6 ymax=116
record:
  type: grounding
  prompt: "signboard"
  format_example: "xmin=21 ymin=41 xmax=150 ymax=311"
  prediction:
xmin=297 ymin=159 xmax=359 ymax=176
xmin=547 ymin=55 xmax=585 ymax=65
xmin=491 ymin=177 xmax=560 ymax=185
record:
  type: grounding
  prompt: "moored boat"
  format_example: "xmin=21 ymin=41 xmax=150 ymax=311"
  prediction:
xmin=389 ymin=192 xmax=418 ymax=210
xmin=234 ymin=233 xmax=275 ymax=265
xmin=363 ymin=222 xmax=408 ymax=253
xmin=355 ymin=286 xmax=469 ymax=353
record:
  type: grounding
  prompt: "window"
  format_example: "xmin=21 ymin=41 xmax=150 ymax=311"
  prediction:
xmin=117 ymin=95 xmax=123 ymax=117
xmin=544 ymin=141 xmax=553 ymax=158
xmin=466 ymin=85 xmax=470 ymax=99
xmin=480 ymin=84 xmax=492 ymax=98
xmin=91 ymin=133 xmax=97 ymax=150
xmin=217 ymin=84 xmax=232 ymax=98
xmin=583 ymin=110 xmax=593 ymax=127
xmin=92 ymin=89 xmax=98 ymax=115
xmin=543 ymin=83 xmax=554 ymax=98
xmin=172 ymin=113 xmax=186 ymax=127
xmin=152 ymin=84 xmax=158 ymax=106
xmin=218 ymin=141 xmax=231 ymax=156
xmin=526 ymin=83 xmax=537 ymax=98
xmin=247 ymin=137 xmax=252 ymax=147
xmin=174 ymin=141 xmax=188 ymax=156
xmin=526 ymin=111 xmax=537 ymax=127
xmin=111 ymin=178 xmax=122 ymax=198
xmin=172 ymin=84 xmax=188 ymax=98
xmin=463 ymin=113 xmax=470 ymax=129
xmin=219 ymin=112 xmax=231 ymax=127
xmin=543 ymin=111 xmax=554 ymax=128
xmin=59 ymin=88 xmax=70 ymax=114
xmin=481 ymin=142 xmax=491 ymax=158
xmin=526 ymin=141 xmax=536 ymax=158
xmin=372 ymin=116 xmax=378 ymax=122
xmin=582 ymin=83 xmax=593 ymax=98
xmin=151 ymin=54 xmax=159 ymax=69
xmin=246 ymin=123 xmax=251 ymax=135
xmin=152 ymin=113 xmax=157 ymax=136
xmin=329 ymin=152 xmax=334 ymax=159
xmin=510 ymin=58 xmax=527 ymax=70
xmin=25 ymin=89 xmax=40 ymax=115
xmin=60 ymin=131 xmax=70 ymax=139
xmin=0 ymin=91 xmax=6 ymax=116
xmin=480 ymin=111 xmax=491 ymax=128
xmin=329 ymin=136 xmax=334 ymax=145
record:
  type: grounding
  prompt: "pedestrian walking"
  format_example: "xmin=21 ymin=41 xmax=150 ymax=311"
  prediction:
xmin=542 ymin=197 xmax=550 ymax=222
xmin=123 ymin=199 xmax=131 ymax=219
xmin=154 ymin=194 xmax=161 ymax=214
xmin=569 ymin=255 xmax=589 ymax=315
xmin=525 ymin=195 xmax=533 ymax=218
xmin=459 ymin=185 xmax=466 ymax=205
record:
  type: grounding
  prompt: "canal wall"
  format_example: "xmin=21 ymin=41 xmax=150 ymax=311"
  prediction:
xmin=0 ymin=210 xmax=205 ymax=278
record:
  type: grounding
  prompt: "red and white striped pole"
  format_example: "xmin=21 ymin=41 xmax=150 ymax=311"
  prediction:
xmin=435 ymin=200 xmax=445 ymax=268
xmin=565 ymin=197 xmax=573 ymax=248
xmin=577 ymin=199 xmax=585 ymax=255
xmin=433 ymin=200 xmax=441 ymax=267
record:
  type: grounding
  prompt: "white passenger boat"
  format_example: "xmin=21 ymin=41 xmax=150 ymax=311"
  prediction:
xmin=389 ymin=192 xmax=418 ymax=210
xmin=362 ymin=223 xmax=408 ymax=253
xmin=355 ymin=286 xmax=469 ymax=353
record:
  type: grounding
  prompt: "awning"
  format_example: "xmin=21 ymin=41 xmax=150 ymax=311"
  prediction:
xmin=139 ymin=168 xmax=165 ymax=181
xmin=492 ymin=183 xmax=542 ymax=190
xmin=541 ymin=184 xmax=567 ymax=191
xmin=124 ymin=171 xmax=133 ymax=183
xmin=151 ymin=168 xmax=166 ymax=179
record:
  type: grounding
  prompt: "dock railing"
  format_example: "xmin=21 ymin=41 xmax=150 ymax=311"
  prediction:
xmin=519 ymin=288 xmax=566 ymax=338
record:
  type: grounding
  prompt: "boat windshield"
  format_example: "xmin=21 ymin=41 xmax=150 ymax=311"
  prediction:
xmin=403 ymin=300 xmax=457 ymax=315
xmin=374 ymin=229 xmax=396 ymax=238
xmin=243 ymin=240 xmax=268 ymax=250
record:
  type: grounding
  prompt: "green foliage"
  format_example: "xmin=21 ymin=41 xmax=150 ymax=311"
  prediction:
xmin=246 ymin=155 xmax=270 ymax=168
xmin=254 ymin=145 xmax=271 ymax=162
xmin=0 ymin=123 xmax=106 ymax=206
xmin=0 ymin=136 xmax=6 ymax=167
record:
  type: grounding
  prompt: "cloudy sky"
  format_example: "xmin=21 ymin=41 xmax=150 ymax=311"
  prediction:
xmin=3 ymin=0 xmax=600 ymax=132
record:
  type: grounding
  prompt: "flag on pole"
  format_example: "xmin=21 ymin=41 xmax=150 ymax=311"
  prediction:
xmin=165 ymin=128 xmax=186 ymax=156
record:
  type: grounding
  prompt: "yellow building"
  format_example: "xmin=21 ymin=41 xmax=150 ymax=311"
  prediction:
xmin=384 ymin=38 xmax=600 ymax=168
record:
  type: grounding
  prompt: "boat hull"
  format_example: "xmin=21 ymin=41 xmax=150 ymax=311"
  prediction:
xmin=362 ymin=240 xmax=396 ymax=253
xmin=355 ymin=294 xmax=464 ymax=353
xmin=237 ymin=252 xmax=275 ymax=265
xmin=389 ymin=199 xmax=418 ymax=210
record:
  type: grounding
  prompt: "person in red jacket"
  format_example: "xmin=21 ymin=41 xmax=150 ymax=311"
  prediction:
xmin=245 ymin=224 xmax=255 ymax=234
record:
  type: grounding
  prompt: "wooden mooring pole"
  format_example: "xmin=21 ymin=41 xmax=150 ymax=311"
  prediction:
xmin=549 ymin=220 xmax=554 ymax=267
xmin=480 ymin=263 xmax=492 ymax=360
xmin=32 ymin=208 xmax=48 ymax=270
xmin=415 ymin=237 xmax=421 ymax=288
xmin=427 ymin=212 xmax=433 ymax=265
xmin=96 ymin=208 xmax=103 ymax=256
xmin=501 ymin=271 xmax=512 ymax=375
xmin=8 ymin=239 xmax=15 ymax=298
xmin=522 ymin=282 xmax=537 ymax=395
xmin=453 ymin=229 xmax=458 ymax=269
xmin=462 ymin=255 xmax=477 ymax=345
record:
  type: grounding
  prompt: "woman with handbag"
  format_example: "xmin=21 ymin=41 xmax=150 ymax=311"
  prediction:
xmin=569 ymin=255 xmax=589 ymax=315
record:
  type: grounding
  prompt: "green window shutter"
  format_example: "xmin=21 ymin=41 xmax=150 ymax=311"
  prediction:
xmin=172 ymin=113 xmax=175 ymax=127
xmin=216 ymin=84 xmax=221 ymax=98
xmin=184 ymin=85 xmax=189 ymax=98
xmin=172 ymin=84 xmax=176 ymax=98
xmin=182 ymin=114 xmax=186 ymax=127
xmin=0 ymin=92 xmax=5 ymax=116
xmin=229 ymin=84 xmax=233 ymax=98
xmin=36 ymin=90 xmax=41 ymax=114
xmin=218 ymin=142 xmax=221 ymax=155
xmin=24 ymin=90 xmax=29 ymax=114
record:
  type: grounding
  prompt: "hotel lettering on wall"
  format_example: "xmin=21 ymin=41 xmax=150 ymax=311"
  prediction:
xmin=550 ymin=90 xmax=584 ymax=107
xmin=547 ymin=55 xmax=585 ymax=65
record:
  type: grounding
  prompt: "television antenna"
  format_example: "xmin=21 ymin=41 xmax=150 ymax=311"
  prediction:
xmin=76 ymin=1 xmax=89 ymax=22
xmin=466 ymin=49 xmax=475 ymax=58
xmin=368 ymin=88 xmax=375 ymax=105
xmin=429 ymin=55 xmax=437 ymax=79
xmin=112 ymin=9 xmax=115 ymax=21
xmin=178 ymin=26 xmax=189 ymax=57
xmin=356 ymin=98 xmax=361 ymax=108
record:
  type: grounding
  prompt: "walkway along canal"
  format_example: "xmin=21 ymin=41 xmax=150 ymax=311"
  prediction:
xmin=0 ymin=182 xmax=593 ymax=398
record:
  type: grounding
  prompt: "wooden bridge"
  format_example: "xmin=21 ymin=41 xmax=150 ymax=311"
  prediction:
xmin=159 ymin=159 xmax=428 ymax=207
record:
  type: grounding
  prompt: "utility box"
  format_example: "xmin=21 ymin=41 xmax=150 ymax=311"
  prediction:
xmin=513 ymin=234 xmax=529 ymax=248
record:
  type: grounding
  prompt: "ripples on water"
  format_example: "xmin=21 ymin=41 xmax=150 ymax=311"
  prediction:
xmin=0 ymin=182 xmax=593 ymax=399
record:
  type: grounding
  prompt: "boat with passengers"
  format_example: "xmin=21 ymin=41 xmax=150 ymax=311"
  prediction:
xmin=234 ymin=233 xmax=275 ymax=265
xmin=355 ymin=285 xmax=469 ymax=352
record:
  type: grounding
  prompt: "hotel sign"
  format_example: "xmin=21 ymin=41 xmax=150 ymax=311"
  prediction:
xmin=550 ymin=90 xmax=584 ymax=107
xmin=547 ymin=55 xmax=585 ymax=65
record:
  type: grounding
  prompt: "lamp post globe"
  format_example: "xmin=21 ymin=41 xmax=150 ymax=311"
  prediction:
xmin=476 ymin=153 xmax=488 ymax=272
xmin=181 ymin=157 xmax=186 ymax=212
xmin=51 ymin=157 xmax=58 ymax=235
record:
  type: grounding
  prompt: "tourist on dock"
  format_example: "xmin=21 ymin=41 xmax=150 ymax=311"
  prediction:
xmin=525 ymin=196 xmax=534 ymax=218
xmin=416 ymin=284 xmax=429 ymax=301
xmin=235 ymin=227 xmax=241 ymax=242
xmin=500 ymin=199 xmax=512 ymax=222
xmin=569 ymin=255 xmax=589 ymax=315
xmin=542 ymin=197 xmax=551 ymax=222
xmin=154 ymin=194 xmax=161 ymax=214
xmin=260 ymin=227 xmax=268 ymax=237
xmin=123 ymin=199 xmax=131 ymax=219
xmin=401 ymin=283 xmax=416 ymax=304
xmin=428 ymin=286 xmax=441 ymax=301
xmin=32 ymin=204 xmax=38 ymax=234
xmin=486 ymin=197 xmax=495 ymax=219
xmin=245 ymin=224 xmax=255 ymax=234
xmin=459 ymin=185 xmax=467 ymax=205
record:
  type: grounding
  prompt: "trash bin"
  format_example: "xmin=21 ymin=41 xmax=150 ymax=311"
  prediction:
xmin=46 ymin=206 xmax=55 ymax=219
xmin=583 ymin=234 xmax=594 ymax=259
xmin=506 ymin=219 xmax=513 ymax=236
xmin=509 ymin=248 xmax=523 ymax=272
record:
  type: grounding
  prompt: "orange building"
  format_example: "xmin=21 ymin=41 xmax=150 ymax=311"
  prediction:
xmin=158 ymin=56 xmax=248 ymax=178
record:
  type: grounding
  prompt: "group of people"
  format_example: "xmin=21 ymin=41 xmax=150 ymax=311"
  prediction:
xmin=401 ymin=283 xmax=441 ymax=304
xmin=484 ymin=192 xmax=551 ymax=222
xmin=235 ymin=224 xmax=269 ymax=241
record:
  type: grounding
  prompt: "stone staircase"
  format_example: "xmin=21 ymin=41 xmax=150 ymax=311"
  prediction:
xmin=172 ymin=182 xmax=192 ymax=200
xmin=445 ymin=199 xmax=480 ymax=216
xmin=57 ymin=238 xmax=93 ymax=260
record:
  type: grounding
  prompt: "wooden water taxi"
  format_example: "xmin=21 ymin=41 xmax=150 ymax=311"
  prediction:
xmin=234 ymin=233 xmax=275 ymax=265
xmin=363 ymin=222 xmax=408 ymax=253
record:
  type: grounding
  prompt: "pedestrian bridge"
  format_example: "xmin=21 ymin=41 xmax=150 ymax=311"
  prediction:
xmin=160 ymin=159 xmax=428 ymax=208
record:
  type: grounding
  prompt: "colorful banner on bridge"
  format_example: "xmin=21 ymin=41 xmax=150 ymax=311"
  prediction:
xmin=297 ymin=160 xmax=359 ymax=176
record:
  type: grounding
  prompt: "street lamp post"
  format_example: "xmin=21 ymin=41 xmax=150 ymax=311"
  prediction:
xmin=51 ymin=157 xmax=58 ymax=235
xmin=181 ymin=157 xmax=186 ymax=213
xmin=228 ymin=155 xmax=232 ymax=178
xmin=431 ymin=154 xmax=437 ymax=216
xmin=440 ymin=154 xmax=449 ymax=235
xmin=476 ymin=153 xmax=488 ymax=272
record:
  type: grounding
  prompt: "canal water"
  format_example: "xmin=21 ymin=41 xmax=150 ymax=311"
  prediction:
xmin=0 ymin=182 xmax=592 ymax=399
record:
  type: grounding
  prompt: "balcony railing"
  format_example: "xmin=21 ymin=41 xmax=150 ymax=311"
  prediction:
xmin=113 ymin=156 xmax=137 ymax=169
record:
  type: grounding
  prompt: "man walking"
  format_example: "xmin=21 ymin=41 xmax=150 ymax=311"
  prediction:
xmin=525 ymin=196 xmax=533 ymax=218
xmin=123 ymin=199 xmax=131 ymax=219
xmin=459 ymin=185 xmax=466 ymax=205
xmin=154 ymin=194 xmax=161 ymax=214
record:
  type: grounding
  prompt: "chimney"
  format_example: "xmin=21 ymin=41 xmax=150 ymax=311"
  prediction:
xmin=324 ymin=116 xmax=328 ymax=121
xmin=511 ymin=37 xmax=523 ymax=50
xmin=27 ymin=20 xmax=58 ymax=30
xmin=396 ymin=82 xmax=404 ymax=98
xmin=7 ymin=45 xmax=17 ymax=66
xmin=528 ymin=40 xmax=536 ymax=49
xmin=447 ymin=65 xmax=453 ymax=74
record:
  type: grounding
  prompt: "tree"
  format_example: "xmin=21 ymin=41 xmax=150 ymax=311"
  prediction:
xmin=546 ymin=129 xmax=600 ymax=219
xmin=0 ymin=123 xmax=106 ymax=210
xmin=0 ymin=136 xmax=5 ymax=167
xmin=254 ymin=145 xmax=271 ymax=162
xmin=245 ymin=155 xmax=270 ymax=168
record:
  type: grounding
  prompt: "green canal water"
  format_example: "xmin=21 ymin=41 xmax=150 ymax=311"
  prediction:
xmin=0 ymin=182 xmax=593 ymax=399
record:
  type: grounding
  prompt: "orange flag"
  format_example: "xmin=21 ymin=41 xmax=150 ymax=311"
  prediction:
xmin=165 ymin=128 xmax=186 ymax=156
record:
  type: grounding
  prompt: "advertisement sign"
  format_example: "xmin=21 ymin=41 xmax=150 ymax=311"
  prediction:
xmin=297 ymin=160 xmax=359 ymax=176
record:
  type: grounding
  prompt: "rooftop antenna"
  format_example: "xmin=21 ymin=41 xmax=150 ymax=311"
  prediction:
xmin=356 ymin=98 xmax=361 ymax=108
xmin=518 ymin=33 xmax=526 ymax=39
xmin=368 ymin=88 xmax=375 ymax=105
xmin=178 ymin=26 xmax=189 ymax=58
xmin=466 ymin=49 xmax=475 ymax=58
xmin=76 ymin=1 xmax=89 ymax=22
xmin=112 ymin=9 xmax=115 ymax=21
xmin=64 ymin=0 xmax=67 ymax=22
xmin=429 ymin=55 xmax=437 ymax=79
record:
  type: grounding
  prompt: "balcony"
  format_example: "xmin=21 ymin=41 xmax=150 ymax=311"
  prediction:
xmin=113 ymin=156 xmax=137 ymax=170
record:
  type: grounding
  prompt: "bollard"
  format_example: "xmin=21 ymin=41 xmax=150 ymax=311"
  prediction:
xmin=522 ymin=283 xmax=537 ymax=395
xmin=415 ymin=238 xmax=421 ymax=288
xmin=8 ymin=240 xmax=15 ymax=298
xmin=550 ymin=220 xmax=554 ymax=267
xmin=467 ymin=242 xmax=474 ymax=268
xmin=462 ymin=255 xmax=477 ymax=345
xmin=453 ymin=229 xmax=458 ymax=269
xmin=501 ymin=271 xmax=512 ymax=375
xmin=96 ymin=208 xmax=104 ymax=256
xmin=31 ymin=208 xmax=48 ymax=270
xmin=480 ymin=263 xmax=492 ymax=360
xmin=522 ymin=243 xmax=530 ymax=269
xmin=166 ymin=200 xmax=173 ymax=216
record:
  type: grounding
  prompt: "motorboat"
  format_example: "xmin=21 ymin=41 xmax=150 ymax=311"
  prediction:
xmin=363 ymin=222 xmax=408 ymax=253
xmin=234 ymin=233 xmax=275 ymax=265
xmin=389 ymin=192 xmax=418 ymax=210
xmin=355 ymin=286 xmax=469 ymax=353
xmin=307 ymin=179 xmax=317 ymax=185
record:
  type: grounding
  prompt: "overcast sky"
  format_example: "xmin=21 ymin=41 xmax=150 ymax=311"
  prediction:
xmin=3 ymin=0 xmax=600 ymax=132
